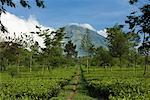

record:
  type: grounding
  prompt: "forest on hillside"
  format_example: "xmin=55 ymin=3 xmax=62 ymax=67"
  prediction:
xmin=0 ymin=0 xmax=150 ymax=99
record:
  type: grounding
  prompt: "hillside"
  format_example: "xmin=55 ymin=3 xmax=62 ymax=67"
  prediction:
xmin=64 ymin=24 xmax=107 ymax=56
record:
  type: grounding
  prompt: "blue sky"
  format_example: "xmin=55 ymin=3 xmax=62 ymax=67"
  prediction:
xmin=6 ymin=0 xmax=137 ymax=30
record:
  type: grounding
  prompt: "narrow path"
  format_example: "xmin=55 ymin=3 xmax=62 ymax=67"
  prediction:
xmin=67 ymin=67 xmax=80 ymax=100
xmin=51 ymin=67 xmax=95 ymax=100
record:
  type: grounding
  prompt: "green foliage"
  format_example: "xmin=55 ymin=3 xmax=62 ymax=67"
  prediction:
xmin=49 ymin=56 xmax=66 ymax=67
xmin=0 ymin=41 xmax=21 ymax=65
xmin=92 ymin=47 xmax=113 ymax=67
xmin=107 ymin=25 xmax=129 ymax=58
xmin=0 ymin=33 xmax=34 ymax=68
xmin=82 ymin=67 xmax=150 ymax=99
xmin=126 ymin=0 xmax=150 ymax=75
xmin=64 ymin=40 xmax=78 ymax=58
xmin=8 ymin=66 xmax=19 ymax=78
xmin=126 ymin=0 xmax=150 ymax=35
xmin=107 ymin=25 xmax=130 ymax=66
xmin=0 ymin=56 xmax=7 ymax=71
xmin=126 ymin=32 xmax=140 ymax=47
xmin=31 ymin=27 xmax=66 ymax=68
xmin=0 ymin=79 xmax=61 ymax=99
xmin=0 ymin=67 xmax=75 ymax=99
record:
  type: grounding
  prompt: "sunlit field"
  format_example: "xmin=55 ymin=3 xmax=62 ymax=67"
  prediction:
xmin=0 ymin=0 xmax=149 ymax=100
xmin=0 ymin=66 xmax=150 ymax=99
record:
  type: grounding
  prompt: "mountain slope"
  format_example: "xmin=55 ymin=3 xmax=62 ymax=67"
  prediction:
xmin=64 ymin=24 xmax=107 ymax=56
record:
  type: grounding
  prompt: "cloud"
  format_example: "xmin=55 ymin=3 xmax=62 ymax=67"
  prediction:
xmin=68 ymin=23 xmax=107 ymax=37
xmin=69 ymin=23 xmax=96 ymax=31
xmin=79 ymin=23 xmax=96 ymax=31
xmin=69 ymin=23 xmax=107 ymax=37
xmin=97 ymin=29 xmax=107 ymax=38
xmin=1 ymin=12 xmax=55 ymax=47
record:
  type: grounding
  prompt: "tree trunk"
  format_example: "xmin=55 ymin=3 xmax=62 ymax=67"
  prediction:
xmin=143 ymin=32 xmax=148 ymax=76
xmin=134 ymin=56 xmax=137 ymax=67
xmin=42 ymin=64 xmax=44 ymax=75
xmin=47 ymin=66 xmax=49 ymax=71
xmin=17 ymin=60 xmax=20 ymax=73
xmin=86 ymin=57 xmax=89 ymax=73
xmin=17 ymin=54 xmax=20 ymax=73
xmin=5 ymin=58 xmax=8 ymax=70
xmin=42 ymin=58 xmax=47 ymax=75
xmin=119 ymin=56 xmax=122 ymax=68
xmin=143 ymin=54 xmax=148 ymax=76
xmin=29 ymin=55 xmax=32 ymax=72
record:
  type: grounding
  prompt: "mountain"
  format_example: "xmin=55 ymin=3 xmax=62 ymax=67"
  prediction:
xmin=1 ymin=12 xmax=107 ymax=56
xmin=64 ymin=23 xmax=107 ymax=56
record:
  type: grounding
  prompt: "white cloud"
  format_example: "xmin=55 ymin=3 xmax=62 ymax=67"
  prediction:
xmin=69 ymin=23 xmax=96 ymax=31
xmin=69 ymin=23 xmax=107 ymax=37
xmin=1 ymin=12 xmax=55 ymax=47
xmin=80 ymin=23 xmax=96 ymax=31
xmin=97 ymin=29 xmax=107 ymax=38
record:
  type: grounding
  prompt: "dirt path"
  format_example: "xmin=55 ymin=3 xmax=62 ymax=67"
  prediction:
xmin=51 ymin=67 xmax=95 ymax=100
xmin=67 ymin=68 xmax=80 ymax=100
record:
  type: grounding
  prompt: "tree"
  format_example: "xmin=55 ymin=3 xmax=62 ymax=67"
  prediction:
xmin=93 ymin=47 xmax=113 ymax=67
xmin=0 ymin=41 xmax=23 ymax=72
xmin=125 ymin=0 xmax=150 ymax=75
xmin=32 ymin=26 xmax=65 ymax=73
xmin=64 ymin=40 xmax=78 ymax=67
xmin=64 ymin=40 xmax=77 ymax=58
xmin=107 ymin=25 xmax=129 ymax=67
xmin=127 ymin=49 xmax=138 ymax=67
xmin=0 ymin=32 xmax=33 ymax=72
xmin=138 ymin=42 xmax=150 ymax=75
xmin=46 ymin=27 xmax=65 ymax=68
xmin=0 ymin=0 xmax=45 ymax=33
xmin=29 ymin=41 xmax=40 ymax=72
xmin=81 ymin=29 xmax=94 ymax=72
xmin=125 ymin=32 xmax=140 ymax=67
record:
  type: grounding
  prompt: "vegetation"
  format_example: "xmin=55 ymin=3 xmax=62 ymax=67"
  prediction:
xmin=0 ymin=67 xmax=75 ymax=99
xmin=82 ymin=66 xmax=150 ymax=99
xmin=107 ymin=25 xmax=129 ymax=67
xmin=0 ymin=0 xmax=149 ymax=99
xmin=64 ymin=40 xmax=77 ymax=58
xmin=81 ymin=29 xmax=94 ymax=72
xmin=126 ymin=0 xmax=150 ymax=76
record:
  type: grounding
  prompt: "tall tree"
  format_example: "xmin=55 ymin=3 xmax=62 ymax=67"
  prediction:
xmin=0 ymin=32 xmax=33 ymax=72
xmin=126 ymin=0 xmax=150 ymax=75
xmin=107 ymin=25 xmax=129 ymax=67
xmin=81 ymin=29 xmax=94 ymax=72
xmin=32 ymin=26 xmax=65 ymax=72
xmin=138 ymin=42 xmax=150 ymax=75
xmin=64 ymin=40 xmax=77 ymax=58
xmin=126 ymin=33 xmax=140 ymax=67
xmin=93 ymin=47 xmax=113 ymax=67
xmin=29 ymin=41 xmax=40 ymax=72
